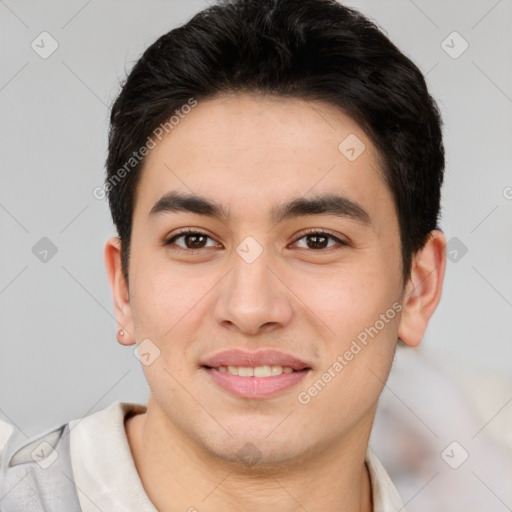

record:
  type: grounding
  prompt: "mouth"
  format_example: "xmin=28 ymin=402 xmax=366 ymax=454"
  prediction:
xmin=201 ymin=349 xmax=312 ymax=399
xmin=206 ymin=364 xmax=304 ymax=377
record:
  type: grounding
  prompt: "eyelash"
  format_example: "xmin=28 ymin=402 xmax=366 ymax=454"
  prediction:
xmin=163 ymin=228 xmax=348 ymax=253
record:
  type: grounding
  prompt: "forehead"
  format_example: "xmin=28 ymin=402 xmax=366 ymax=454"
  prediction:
xmin=133 ymin=93 xmax=395 ymax=230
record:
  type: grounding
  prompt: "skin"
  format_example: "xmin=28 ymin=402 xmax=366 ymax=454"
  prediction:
xmin=105 ymin=93 xmax=446 ymax=512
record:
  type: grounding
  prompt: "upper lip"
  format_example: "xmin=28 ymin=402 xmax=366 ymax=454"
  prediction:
xmin=202 ymin=349 xmax=311 ymax=371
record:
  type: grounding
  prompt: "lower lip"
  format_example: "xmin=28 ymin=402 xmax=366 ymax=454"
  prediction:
xmin=203 ymin=367 xmax=310 ymax=399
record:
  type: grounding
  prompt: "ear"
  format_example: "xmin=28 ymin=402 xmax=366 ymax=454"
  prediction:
xmin=104 ymin=236 xmax=136 ymax=346
xmin=398 ymin=230 xmax=446 ymax=347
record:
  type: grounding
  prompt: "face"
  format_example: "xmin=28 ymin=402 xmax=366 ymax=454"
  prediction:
xmin=113 ymin=94 xmax=408 ymax=465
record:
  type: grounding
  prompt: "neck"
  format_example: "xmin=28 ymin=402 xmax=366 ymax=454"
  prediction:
xmin=125 ymin=397 xmax=374 ymax=512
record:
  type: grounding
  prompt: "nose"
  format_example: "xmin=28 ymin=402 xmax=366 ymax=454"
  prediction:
xmin=213 ymin=251 xmax=294 ymax=336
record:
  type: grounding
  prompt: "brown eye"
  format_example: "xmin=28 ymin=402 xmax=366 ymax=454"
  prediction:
xmin=305 ymin=233 xmax=329 ymax=249
xmin=165 ymin=230 xmax=219 ymax=251
xmin=294 ymin=231 xmax=346 ymax=250
xmin=182 ymin=233 xmax=208 ymax=249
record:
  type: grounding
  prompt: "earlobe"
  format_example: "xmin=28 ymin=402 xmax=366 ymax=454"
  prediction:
xmin=104 ymin=236 xmax=136 ymax=346
xmin=397 ymin=230 xmax=446 ymax=347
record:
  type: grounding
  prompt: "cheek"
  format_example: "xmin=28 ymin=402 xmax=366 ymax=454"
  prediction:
xmin=129 ymin=258 xmax=193 ymax=340
xmin=297 ymin=261 xmax=396 ymax=336
xmin=294 ymin=257 xmax=402 ymax=391
xmin=129 ymin=256 xmax=222 ymax=363
xmin=129 ymin=266 xmax=199 ymax=389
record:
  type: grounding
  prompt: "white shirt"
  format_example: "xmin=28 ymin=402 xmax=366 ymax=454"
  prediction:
xmin=68 ymin=401 xmax=406 ymax=512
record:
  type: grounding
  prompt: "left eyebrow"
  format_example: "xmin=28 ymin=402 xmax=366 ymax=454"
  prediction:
xmin=271 ymin=194 xmax=371 ymax=226
xmin=148 ymin=191 xmax=371 ymax=226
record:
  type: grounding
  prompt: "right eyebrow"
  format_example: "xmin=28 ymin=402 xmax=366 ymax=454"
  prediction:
xmin=148 ymin=191 xmax=230 ymax=221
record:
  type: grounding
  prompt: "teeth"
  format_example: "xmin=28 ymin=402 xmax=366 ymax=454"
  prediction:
xmin=238 ymin=366 xmax=253 ymax=377
xmin=254 ymin=365 xmax=271 ymax=377
xmin=218 ymin=365 xmax=295 ymax=377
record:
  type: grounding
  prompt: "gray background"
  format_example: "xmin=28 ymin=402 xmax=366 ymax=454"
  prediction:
xmin=1 ymin=0 xmax=511 ymax=441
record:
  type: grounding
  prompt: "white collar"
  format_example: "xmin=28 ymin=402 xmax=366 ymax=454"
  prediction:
xmin=69 ymin=401 xmax=405 ymax=512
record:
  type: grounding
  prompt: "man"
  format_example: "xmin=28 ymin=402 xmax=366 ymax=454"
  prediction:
xmin=0 ymin=0 xmax=446 ymax=510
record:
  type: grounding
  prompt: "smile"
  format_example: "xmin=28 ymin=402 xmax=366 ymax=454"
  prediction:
xmin=215 ymin=364 xmax=295 ymax=377
xmin=202 ymin=365 xmax=311 ymax=399
xmin=201 ymin=348 xmax=312 ymax=399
